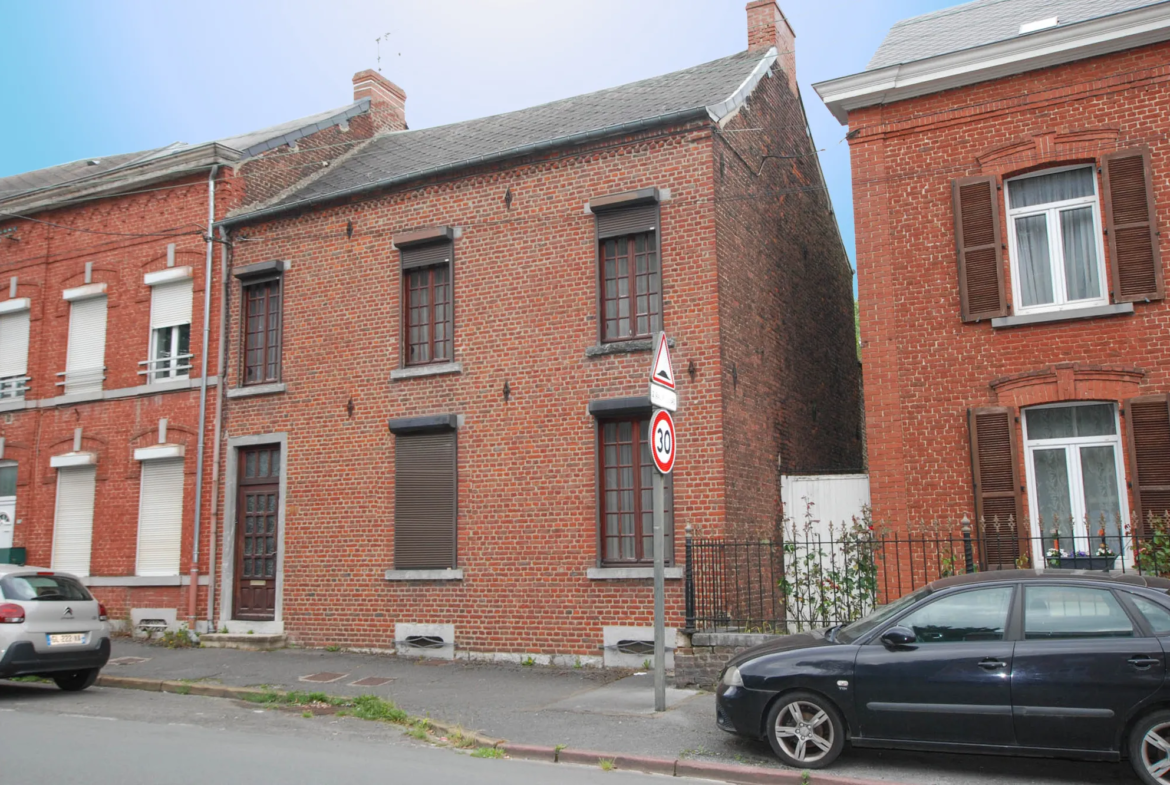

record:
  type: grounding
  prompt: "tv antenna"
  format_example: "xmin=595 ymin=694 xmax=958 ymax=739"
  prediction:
xmin=375 ymin=31 xmax=393 ymax=72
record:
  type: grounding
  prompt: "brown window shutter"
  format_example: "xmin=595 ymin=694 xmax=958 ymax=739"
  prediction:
xmin=596 ymin=204 xmax=658 ymax=240
xmin=1103 ymin=148 xmax=1164 ymax=303
xmin=400 ymin=241 xmax=453 ymax=271
xmin=953 ymin=177 xmax=1007 ymax=322
xmin=968 ymin=407 xmax=1025 ymax=569
xmin=1124 ymin=395 xmax=1170 ymax=534
xmin=393 ymin=430 xmax=456 ymax=569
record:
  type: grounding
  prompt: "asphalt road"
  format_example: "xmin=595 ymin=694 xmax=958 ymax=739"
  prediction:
xmin=0 ymin=683 xmax=704 ymax=785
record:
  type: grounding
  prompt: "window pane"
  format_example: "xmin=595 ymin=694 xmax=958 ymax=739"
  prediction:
xmin=1032 ymin=447 xmax=1073 ymax=551
xmin=1015 ymin=214 xmax=1054 ymax=307
xmin=0 ymin=465 xmax=15 ymax=496
xmin=177 ymin=324 xmax=191 ymax=359
xmin=1060 ymin=206 xmax=1101 ymax=302
xmin=896 ymin=586 xmax=1013 ymax=644
xmin=1024 ymin=586 xmax=1133 ymax=639
xmin=1074 ymin=404 xmax=1116 ymax=437
xmin=1132 ymin=596 xmax=1170 ymax=636
xmin=1080 ymin=445 xmax=1122 ymax=544
xmin=1009 ymin=168 xmax=1095 ymax=209
xmin=1026 ymin=407 xmax=1075 ymax=440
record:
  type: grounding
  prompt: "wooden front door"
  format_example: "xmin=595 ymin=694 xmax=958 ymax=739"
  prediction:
xmin=234 ymin=445 xmax=280 ymax=621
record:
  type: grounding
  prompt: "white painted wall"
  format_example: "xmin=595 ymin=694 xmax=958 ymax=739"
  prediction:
xmin=781 ymin=474 xmax=870 ymax=538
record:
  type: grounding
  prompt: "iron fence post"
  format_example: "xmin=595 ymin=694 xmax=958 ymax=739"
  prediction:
xmin=961 ymin=515 xmax=974 ymax=574
xmin=684 ymin=524 xmax=695 ymax=633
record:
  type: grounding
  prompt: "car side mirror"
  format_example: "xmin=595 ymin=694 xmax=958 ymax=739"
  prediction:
xmin=880 ymin=626 xmax=917 ymax=648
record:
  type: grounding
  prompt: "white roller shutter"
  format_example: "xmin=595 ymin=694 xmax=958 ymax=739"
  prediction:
xmin=51 ymin=465 xmax=96 ymax=576
xmin=65 ymin=296 xmax=107 ymax=394
xmin=0 ymin=310 xmax=30 ymax=378
xmin=136 ymin=458 xmax=184 ymax=576
xmin=150 ymin=280 xmax=193 ymax=329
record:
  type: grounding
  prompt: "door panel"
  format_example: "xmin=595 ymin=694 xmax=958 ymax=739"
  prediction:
xmin=854 ymin=586 xmax=1017 ymax=745
xmin=233 ymin=446 xmax=280 ymax=621
xmin=1011 ymin=585 xmax=1162 ymax=751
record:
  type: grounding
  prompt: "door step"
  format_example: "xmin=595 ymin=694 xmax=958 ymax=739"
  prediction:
xmin=200 ymin=633 xmax=287 ymax=652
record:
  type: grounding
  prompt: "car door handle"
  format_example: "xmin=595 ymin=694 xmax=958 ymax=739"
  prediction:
xmin=1128 ymin=656 xmax=1161 ymax=669
xmin=977 ymin=658 xmax=1007 ymax=671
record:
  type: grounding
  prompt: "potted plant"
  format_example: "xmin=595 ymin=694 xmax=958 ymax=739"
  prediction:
xmin=1051 ymin=529 xmax=1118 ymax=571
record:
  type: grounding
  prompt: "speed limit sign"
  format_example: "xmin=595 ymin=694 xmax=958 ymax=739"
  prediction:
xmin=649 ymin=409 xmax=675 ymax=474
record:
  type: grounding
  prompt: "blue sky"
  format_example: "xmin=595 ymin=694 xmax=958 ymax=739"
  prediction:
xmin=0 ymin=0 xmax=962 ymax=266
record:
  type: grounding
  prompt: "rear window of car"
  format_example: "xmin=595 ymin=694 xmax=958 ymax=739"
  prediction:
xmin=0 ymin=574 xmax=92 ymax=602
xmin=1132 ymin=595 xmax=1170 ymax=636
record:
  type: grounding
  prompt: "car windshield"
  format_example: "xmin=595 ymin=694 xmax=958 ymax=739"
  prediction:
xmin=0 ymin=574 xmax=92 ymax=602
xmin=835 ymin=586 xmax=932 ymax=644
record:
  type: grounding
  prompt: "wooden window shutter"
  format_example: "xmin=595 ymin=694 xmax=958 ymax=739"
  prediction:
xmin=394 ymin=430 xmax=456 ymax=569
xmin=1124 ymin=395 xmax=1170 ymax=534
xmin=953 ymin=177 xmax=1007 ymax=322
xmin=1102 ymin=148 xmax=1164 ymax=303
xmin=968 ymin=407 xmax=1025 ymax=569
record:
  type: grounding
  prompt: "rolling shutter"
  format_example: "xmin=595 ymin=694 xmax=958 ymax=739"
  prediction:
xmin=1102 ymin=148 xmax=1164 ymax=303
xmin=1124 ymin=395 xmax=1170 ymax=534
xmin=394 ymin=431 xmax=456 ymax=569
xmin=51 ymin=465 xmax=96 ymax=576
xmin=136 ymin=457 xmax=184 ymax=576
xmin=0 ymin=309 xmax=30 ymax=379
xmin=65 ymin=296 xmax=107 ymax=394
xmin=150 ymin=279 xmax=193 ymax=329
xmin=596 ymin=203 xmax=658 ymax=240
xmin=953 ymin=177 xmax=1007 ymax=322
xmin=400 ymin=241 xmax=453 ymax=271
xmin=968 ymin=407 xmax=1025 ymax=569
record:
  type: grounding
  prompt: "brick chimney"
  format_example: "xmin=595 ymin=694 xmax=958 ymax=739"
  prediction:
xmin=746 ymin=1 xmax=797 ymax=97
xmin=352 ymin=70 xmax=407 ymax=133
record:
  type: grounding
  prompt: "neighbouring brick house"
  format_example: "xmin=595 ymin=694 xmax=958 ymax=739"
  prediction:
xmin=213 ymin=1 xmax=860 ymax=661
xmin=0 ymin=96 xmax=396 ymax=629
xmin=816 ymin=0 xmax=1170 ymax=574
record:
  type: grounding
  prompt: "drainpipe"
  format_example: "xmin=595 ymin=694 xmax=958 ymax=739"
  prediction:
xmin=188 ymin=165 xmax=217 ymax=630
xmin=206 ymin=225 xmax=230 ymax=629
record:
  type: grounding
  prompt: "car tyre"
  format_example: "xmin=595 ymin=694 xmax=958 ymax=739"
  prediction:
xmin=765 ymin=691 xmax=845 ymax=769
xmin=1131 ymin=709 xmax=1170 ymax=785
xmin=52 ymin=668 xmax=99 ymax=692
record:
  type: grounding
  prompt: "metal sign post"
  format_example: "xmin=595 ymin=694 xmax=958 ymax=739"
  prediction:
xmin=648 ymin=333 xmax=676 ymax=713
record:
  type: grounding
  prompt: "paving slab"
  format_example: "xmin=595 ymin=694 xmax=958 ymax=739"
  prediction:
xmin=544 ymin=672 xmax=698 ymax=715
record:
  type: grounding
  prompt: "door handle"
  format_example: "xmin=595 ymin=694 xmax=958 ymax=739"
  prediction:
xmin=977 ymin=658 xmax=1007 ymax=671
xmin=1128 ymin=656 xmax=1161 ymax=669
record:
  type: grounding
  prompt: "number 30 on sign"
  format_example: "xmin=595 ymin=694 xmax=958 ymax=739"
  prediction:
xmin=650 ymin=409 xmax=675 ymax=474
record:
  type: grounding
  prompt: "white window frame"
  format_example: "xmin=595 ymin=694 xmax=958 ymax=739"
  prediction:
xmin=1022 ymin=401 xmax=1131 ymax=567
xmin=1005 ymin=165 xmax=1110 ymax=315
xmin=148 ymin=324 xmax=191 ymax=382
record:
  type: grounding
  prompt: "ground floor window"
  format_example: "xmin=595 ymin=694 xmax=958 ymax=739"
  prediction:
xmin=1022 ymin=402 xmax=1129 ymax=563
xmin=599 ymin=417 xmax=672 ymax=565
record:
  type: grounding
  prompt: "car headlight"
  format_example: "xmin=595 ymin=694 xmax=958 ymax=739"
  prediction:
xmin=721 ymin=665 xmax=744 ymax=688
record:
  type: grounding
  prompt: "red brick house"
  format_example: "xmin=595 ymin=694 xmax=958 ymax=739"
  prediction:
xmin=213 ymin=2 xmax=860 ymax=661
xmin=815 ymin=0 xmax=1170 ymax=571
xmin=0 ymin=96 xmax=394 ymax=630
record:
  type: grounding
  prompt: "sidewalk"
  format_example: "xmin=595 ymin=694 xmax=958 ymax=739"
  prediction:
xmin=101 ymin=640 xmax=1137 ymax=785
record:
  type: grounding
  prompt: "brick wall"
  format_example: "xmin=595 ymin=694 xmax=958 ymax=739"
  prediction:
xmin=849 ymin=42 xmax=1170 ymax=535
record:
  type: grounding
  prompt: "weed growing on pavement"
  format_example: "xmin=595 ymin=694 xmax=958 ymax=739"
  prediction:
xmin=7 ymin=675 xmax=51 ymax=683
xmin=555 ymin=744 xmax=566 ymax=754
xmin=598 ymin=758 xmax=615 ymax=771
xmin=324 ymin=645 xmax=341 ymax=652
xmin=471 ymin=747 xmax=504 ymax=759
xmin=174 ymin=684 xmax=191 ymax=695
xmin=643 ymin=659 xmax=651 ymax=670
xmin=445 ymin=727 xmax=479 ymax=749
xmin=301 ymin=711 xmax=312 ymax=718
xmin=520 ymin=656 xmax=535 ymax=667
xmin=678 ymin=746 xmax=712 ymax=759
xmin=157 ymin=627 xmax=197 ymax=649
xmin=407 ymin=723 xmax=430 ymax=741
xmin=573 ymin=657 xmax=582 ymax=669
xmin=801 ymin=771 xmax=811 ymax=785
xmin=351 ymin=695 xmax=408 ymax=722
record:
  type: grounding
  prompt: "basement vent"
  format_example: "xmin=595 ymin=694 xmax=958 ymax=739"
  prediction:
xmin=403 ymin=635 xmax=448 ymax=650
xmin=136 ymin=618 xmax=168 ymax=631
xmin=616 ymin=639 xmax=655 ymax=656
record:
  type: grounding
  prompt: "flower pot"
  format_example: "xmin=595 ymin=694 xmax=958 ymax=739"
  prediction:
xmin=1056 ymin=555 xmax=1117 ymax=571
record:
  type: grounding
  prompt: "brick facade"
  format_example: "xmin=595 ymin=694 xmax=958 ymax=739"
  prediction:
xmin=843 ymin=40 xmax=1170 ymax=557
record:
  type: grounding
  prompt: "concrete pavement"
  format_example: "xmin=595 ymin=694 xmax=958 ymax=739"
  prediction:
xmin=92 ymin=639 xmax=1140 ymax=784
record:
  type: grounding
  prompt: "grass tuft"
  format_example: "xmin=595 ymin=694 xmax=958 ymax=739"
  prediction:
xmin=471 ymin=747 xmax=504 ymax=759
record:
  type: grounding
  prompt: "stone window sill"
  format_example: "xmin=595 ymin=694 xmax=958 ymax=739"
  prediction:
xmin=227 ymin=382 xmax=286 ymax=398
xmin=390 ymin=361 xmax=462 ymax=381
xmin=587 ymin=567 xmax=682 ymax=580
xmin=384 ymin=568 xmax=463 ymax=581
xmin=585 ymin=338 xmax=674 ymax=358
xmin=991 ymin=302 xmax=1134 ymax=329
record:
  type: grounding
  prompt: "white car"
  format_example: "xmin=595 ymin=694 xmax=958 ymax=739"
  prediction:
xmin=0 ymin=565 xmax=111 ymax=691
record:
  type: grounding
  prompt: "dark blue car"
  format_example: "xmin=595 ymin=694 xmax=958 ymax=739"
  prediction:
xmin=715 ymin=570 xmax=1170 ymax=784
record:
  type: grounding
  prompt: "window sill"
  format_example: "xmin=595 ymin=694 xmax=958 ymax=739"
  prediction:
xmin=585 ymin=338 xmax=673 ymax=358
xmin=389 ymin=361 xmax=462 ymax=382
xmin=227 ymin=382 xmax=286 ymax=399
xmin=991 ymin=302 xmax=1134 ymax=329
xmin=587 ymin=567 xmax=683 ymax=580
xmin=384 ymin=568 xmax=463 ymax=581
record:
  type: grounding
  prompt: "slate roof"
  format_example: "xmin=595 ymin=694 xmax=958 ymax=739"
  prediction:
xmin=247 ymin=49 xmax=769 ymax=220
xmin=0 ymin=102 xmax=367 ymax=206
xmin=868 ymin=0 xmax=1165 ymax=69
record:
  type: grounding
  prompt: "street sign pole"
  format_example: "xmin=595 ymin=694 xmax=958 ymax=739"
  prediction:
xmin=653 ymin=465 xmax=666 ymax=713
xmin=648 ymin=332 xmax=676 ymax=714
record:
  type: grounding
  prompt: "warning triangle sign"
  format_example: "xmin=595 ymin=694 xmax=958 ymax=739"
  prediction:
xmin=650 ymin=333 xmax=675 ymax=390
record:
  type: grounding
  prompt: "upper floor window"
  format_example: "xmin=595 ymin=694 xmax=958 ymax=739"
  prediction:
xmin=0 ymin=300 xmax=31 ymax=400
xmin=396 ymin=228 xmax=454 ymax=367
xmin=146 ymin=277 xmax=192 ymax=382
xmin=244 ymin=278 xmax=282 ymax=385
xmin=62 ymin=285 xmax=108 ymax=396
xmin=1006 ymin=166 xmax=1108 ymax=314
xmin=601 ymin=232 xmax=660 ymax=342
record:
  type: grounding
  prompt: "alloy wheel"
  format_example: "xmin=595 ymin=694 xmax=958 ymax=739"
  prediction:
xmin=773 ymin=700 xmax=834 ymax=764
xmin=1143 ymin=724 xmax=1170 ymax=782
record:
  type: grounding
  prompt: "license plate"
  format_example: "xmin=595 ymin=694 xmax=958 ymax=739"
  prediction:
xmin=47 ymin=633 xmax=87 ymax=646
